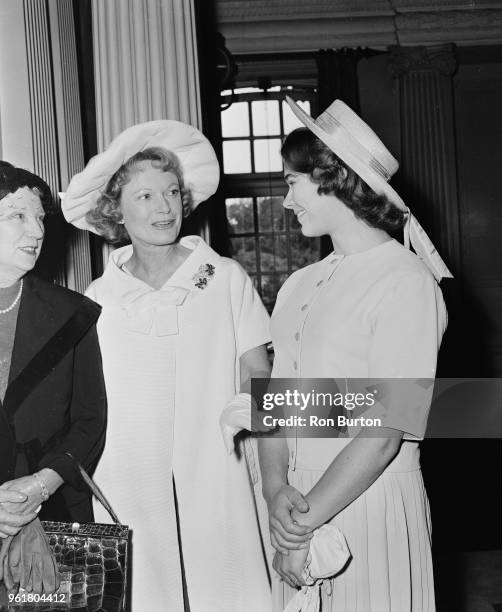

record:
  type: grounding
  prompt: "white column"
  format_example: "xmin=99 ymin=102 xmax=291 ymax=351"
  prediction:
xmin=0 ymin=0 xmax=91 ymax=292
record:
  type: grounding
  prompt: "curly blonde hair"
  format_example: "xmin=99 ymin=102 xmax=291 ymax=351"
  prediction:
xmin=86 ymin=147 xmax=192 ymax=244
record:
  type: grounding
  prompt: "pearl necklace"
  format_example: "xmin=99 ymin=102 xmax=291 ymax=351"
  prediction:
xmin=0 ymin=279 xmax=23 ymax=315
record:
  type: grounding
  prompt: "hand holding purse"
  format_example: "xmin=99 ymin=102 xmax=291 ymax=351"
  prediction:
xmin=1 ymin=457 xmax=128 ymax=611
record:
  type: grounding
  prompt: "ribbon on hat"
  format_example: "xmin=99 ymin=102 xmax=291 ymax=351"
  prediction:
xmin=283 ymin=524 xmax=351 ymax=612
xmin=121 ymin=286 xmax=189 ymax=336
xmin=403 ymin=209 xmax=453 ymax=282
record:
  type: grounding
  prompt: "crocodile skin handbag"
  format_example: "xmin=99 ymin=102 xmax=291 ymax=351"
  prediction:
xmin=2 ymin=463 xmax=129 ymax=612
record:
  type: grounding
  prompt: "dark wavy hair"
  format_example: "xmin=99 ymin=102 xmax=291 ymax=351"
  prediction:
xmin=0 ymin=161 xmax=55 ymax=213
xmin=281 ymin=128 xmax=405 ymax=233
xmin=86 ymin=147 xmax=192 ymax=244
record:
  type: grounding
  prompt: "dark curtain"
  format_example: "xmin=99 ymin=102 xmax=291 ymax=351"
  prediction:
xmin=72 ymin=0 xmax=103 ymax=280
xmin=72 ymin=0 xmax=97 ymax=164
xmin=316 ymin=48 xmax=365 ymax=114
xmin=189 ymin=1 xmax=231 ymax=257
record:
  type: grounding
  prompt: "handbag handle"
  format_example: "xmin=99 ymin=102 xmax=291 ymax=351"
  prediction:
xmin=65 ymin=452 xmax=123 ymax=526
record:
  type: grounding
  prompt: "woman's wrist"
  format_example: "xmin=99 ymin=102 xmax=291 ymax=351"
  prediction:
xmin=262 ymin=478 xmax=287 ymax=506
xmin=291 ymin=502 xmax=318 ymax=531
xmin=33 ymin=472 xmax=49 ymax=501
xmin=36 ymin=469 xmax=64 ymax=496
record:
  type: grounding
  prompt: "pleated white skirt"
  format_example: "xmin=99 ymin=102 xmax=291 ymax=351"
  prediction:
xmin=273 ymin=466 xmax=435 ymax=612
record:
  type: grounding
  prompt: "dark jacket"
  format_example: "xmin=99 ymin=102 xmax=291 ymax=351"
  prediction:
xmin=0 ymin=274 xmax=107 ymax=522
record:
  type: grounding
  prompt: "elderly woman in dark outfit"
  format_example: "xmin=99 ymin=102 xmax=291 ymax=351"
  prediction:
xmin=0 ymin=162 xmax=106 ymax=537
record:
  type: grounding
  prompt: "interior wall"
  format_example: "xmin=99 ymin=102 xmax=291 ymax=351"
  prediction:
xmin=454 ymin=60 xmax=502 ymax=374
xmin=358 ymin=48 xmax=502 ymax=376
xmin=358 ymin=48 xmax=502 ymax=557
xmin=0 ymin=1 xmax=35 ymax=167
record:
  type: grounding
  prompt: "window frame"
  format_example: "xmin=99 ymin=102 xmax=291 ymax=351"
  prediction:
xmin=220 ymin=86 xmax=320 ymax=311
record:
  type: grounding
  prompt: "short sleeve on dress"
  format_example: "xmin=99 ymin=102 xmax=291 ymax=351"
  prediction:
xmin=367 ymin=268 xmax=447 ymax=439
xmin=231 ymin=262 xmax=271 ymax=357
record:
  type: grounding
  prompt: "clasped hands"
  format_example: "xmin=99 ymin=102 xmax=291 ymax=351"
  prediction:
xmin=268 ymin=484 xmax=313 ymax=589
xmin=0 ymin=475 xmax=59 ymax=594
xmin=0 ymin=473 xmax=44 ymax=541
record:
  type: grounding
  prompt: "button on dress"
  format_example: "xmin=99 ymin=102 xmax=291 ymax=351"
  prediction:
xmin=271 ymin=239 xmax=447 ymax=612
xmin=87 ymin=236 xmax=271 ymax=612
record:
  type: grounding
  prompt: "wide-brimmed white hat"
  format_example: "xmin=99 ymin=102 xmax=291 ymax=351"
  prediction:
xmin=286 ymin=96 xmax=452 ymax=282
xmin=62 ymin=120 xmax=220 ymax=234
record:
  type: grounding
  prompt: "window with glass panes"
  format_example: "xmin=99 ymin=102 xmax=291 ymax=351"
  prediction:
xmin=221 ymin=87 xmax=320 ymax=312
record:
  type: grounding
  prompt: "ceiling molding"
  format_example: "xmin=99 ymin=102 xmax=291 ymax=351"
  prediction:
xmin=393 ymin=0 xmax=502 ymax=10
xmin=216 ymin=1 xmax=502 ymax=53
xmin=216 ymin=0 xmax=394 ymax=22
xmin=396 ymin=9 xmax=502 ymax=46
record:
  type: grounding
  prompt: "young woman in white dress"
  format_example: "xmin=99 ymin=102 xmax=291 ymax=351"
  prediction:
xmin=259 ymin=98 xmax=452 ymax=611
xmin=62 ymin=121 xmax=272 ymax=612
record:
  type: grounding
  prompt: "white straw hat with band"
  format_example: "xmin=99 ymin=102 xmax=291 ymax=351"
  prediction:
xmin=285 ymin=95 xmax=453 ymax=282
xmin=61 ymin=120 xmax=220 ymax=235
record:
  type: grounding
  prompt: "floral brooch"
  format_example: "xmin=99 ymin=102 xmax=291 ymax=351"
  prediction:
xmin=192 ymin=263 xmax=216 ymax=290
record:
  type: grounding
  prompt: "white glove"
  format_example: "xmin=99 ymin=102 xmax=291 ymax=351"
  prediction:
xmin=283 ymin=524 xmax=351 ymax=612
xmin=219 ymin=393 xmax=253 ymax=454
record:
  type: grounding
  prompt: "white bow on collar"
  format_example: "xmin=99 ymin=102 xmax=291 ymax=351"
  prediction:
xmin=121 ymin=286 xmax=189 ymax=336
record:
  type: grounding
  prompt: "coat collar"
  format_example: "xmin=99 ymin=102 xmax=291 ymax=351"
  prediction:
xmin=8 ymin=275 xmax=61 ymax=386
xmin=4 ymin=275 xmax=94 ymax=404
xmin=104 ymin=235 xmax=221 ymax=295
xmin=168 ymin=235 xmax=220 ymax=291
xmin=97 ymin=237 xmax=220 ymax=336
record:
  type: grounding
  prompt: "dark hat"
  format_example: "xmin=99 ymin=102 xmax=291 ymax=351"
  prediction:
xmin=0 ymin=161 xmax=54 ymax=213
